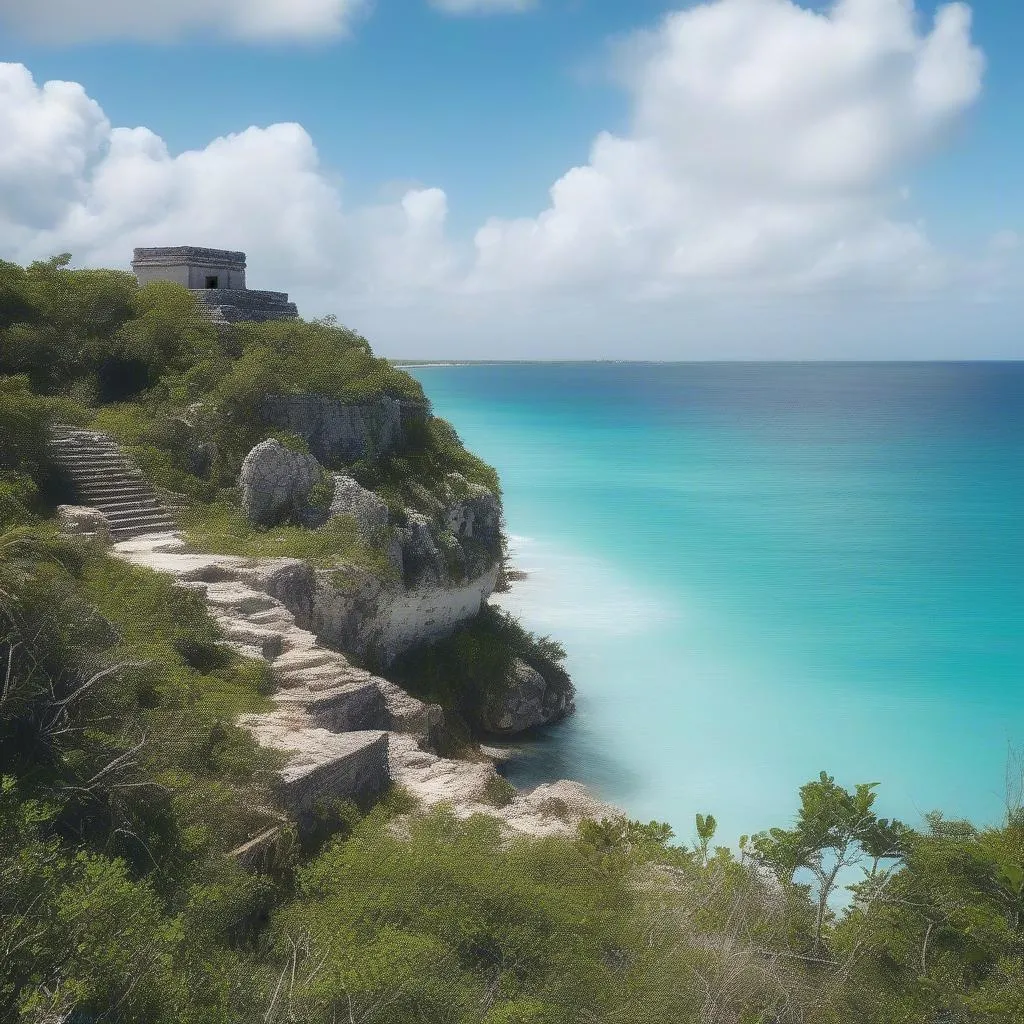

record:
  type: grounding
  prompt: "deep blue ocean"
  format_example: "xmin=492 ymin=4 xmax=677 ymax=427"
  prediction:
xmin=407 ymin=363 xmax=1024 ymax=846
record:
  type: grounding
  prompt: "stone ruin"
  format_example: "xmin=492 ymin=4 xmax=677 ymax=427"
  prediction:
xmin=131 ymin=245 xmax=298 ymax=324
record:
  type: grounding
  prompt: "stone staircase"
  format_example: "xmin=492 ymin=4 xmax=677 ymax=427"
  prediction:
xmin=48 ymin=425 xmax=179 ymax=540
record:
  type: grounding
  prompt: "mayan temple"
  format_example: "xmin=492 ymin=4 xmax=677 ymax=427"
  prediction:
xmin=131 ymin=246 xmax=298 ymax=324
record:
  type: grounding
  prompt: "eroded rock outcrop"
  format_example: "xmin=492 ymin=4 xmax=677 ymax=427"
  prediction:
xmin=259 ymin=557 xmax=500 ymax=668
xmin=235 ymin=437 xmax=505 ymax=667
xmin=480 ymin=657 xmax=576 ymax=735
xmin=327 ymin=475 xmax=390 ymax=537
xmin=240 ymin=438 xmax=323 ymax=526
xmin=260 ymin=394 xmax=427 ymax=464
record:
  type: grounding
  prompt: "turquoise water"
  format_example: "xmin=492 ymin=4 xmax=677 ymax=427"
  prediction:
xmin=407 ymin=363 xmax=1024 ymax=845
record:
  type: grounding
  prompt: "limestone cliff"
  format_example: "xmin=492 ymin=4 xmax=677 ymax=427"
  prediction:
xmin=259 ymin=393 xmax=428 ymax=463
xmin=239 ymin=434 xmax=508 ymax=669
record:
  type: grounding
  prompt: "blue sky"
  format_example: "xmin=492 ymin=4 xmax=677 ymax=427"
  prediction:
xmin=0 ymin=0 xmax=1021 ymax=357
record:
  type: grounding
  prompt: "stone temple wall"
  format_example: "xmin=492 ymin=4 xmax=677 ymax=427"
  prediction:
xmin=197 ymin=288 xmax=298 ymax=323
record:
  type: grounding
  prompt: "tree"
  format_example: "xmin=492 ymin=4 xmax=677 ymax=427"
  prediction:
xmin=751 ymin=772 xmax=908 ymax=954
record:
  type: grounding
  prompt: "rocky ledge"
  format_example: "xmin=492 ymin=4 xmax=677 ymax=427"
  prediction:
xmin=111 ymin=532 xmax=616 ymax=839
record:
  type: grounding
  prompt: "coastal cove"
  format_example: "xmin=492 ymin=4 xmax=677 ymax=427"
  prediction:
xmin=407 ymin=362 xmax=1024 ymax=845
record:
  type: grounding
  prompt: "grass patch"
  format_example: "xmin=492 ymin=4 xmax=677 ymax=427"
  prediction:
xmin=180 ymin=500 xmax=398 ymax=577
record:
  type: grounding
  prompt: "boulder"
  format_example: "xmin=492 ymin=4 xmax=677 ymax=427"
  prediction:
xmin=239 ymin=439 xmax=323 ymax=527
xmin=328 ymin=475 xmax=390 ymax=538
xmin=480 ymin=658 xmax=576 ymax=736
xmin=57 ymin=505 xmax=112 ymax=544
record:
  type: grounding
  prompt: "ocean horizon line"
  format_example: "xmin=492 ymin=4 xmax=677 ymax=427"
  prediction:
xmin=392 ymin=357 xmax=1024 ymax=367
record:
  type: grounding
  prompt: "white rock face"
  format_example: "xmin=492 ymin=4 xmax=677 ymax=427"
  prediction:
xmin=240 ymin=439 xmax=323 ymax=526
xmin=262 ymin=559 xmax=500 ymax=668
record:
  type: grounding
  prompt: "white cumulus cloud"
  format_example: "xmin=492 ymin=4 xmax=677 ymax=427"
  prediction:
xmin=0 ymin=0 xmax=367 ymax=43
xmin=0 ymin=62 xmax=453 ymax=302
xmin=468 ymin=0 xmax=985 ymax=296
xmin=0 ymin=1 xmax=1015 ymax=357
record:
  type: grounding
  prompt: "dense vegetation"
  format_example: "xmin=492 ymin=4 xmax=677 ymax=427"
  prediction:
xmin=1 ymin=255 xmax=1022 ymax=1022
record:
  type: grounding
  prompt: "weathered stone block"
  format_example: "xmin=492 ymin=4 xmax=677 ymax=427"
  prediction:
xmin=269 ymin=728 xmax=390 ymax=836
xmin=57 ymin=505 xmax=112 ymax=544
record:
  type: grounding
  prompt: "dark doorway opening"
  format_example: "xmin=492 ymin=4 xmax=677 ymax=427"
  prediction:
xmin=205 ymin=276 xmax=219 ymax=288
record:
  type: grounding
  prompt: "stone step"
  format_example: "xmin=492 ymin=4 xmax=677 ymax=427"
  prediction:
xmin=89 ymin=497 xmax=161 ymax=509
xmin=237 ymin=725 xmax=389 ymax=834
xmin=107 ymin=515 xmax=178 ymax=532
xmin=60 ymin=449 xmax=125 ymax=460
xmin=272 ymin=663 xmax=362 ymax=692
xmin=73 ymin=469 xmax=145 ymax=482
xmin=88 ymin=498 xmax=162 ymax=513
xmin=66 ymin=462 xmax=134 ymax=473
xmin=109 ymin=520 xmax=179 ymax=537
xmin=110 ymin=523 xmax=179 ymax=540
xmin=270 ymin=648 xmax=347 ymax=677
xmin=203 ymin=584 xmax=283 ymax=615
xmin=226 ymin=642 xmax=267 ymax=661
xmin=274 ymin=679 xmax=386 ymax=733
xmin=61 ymin=449 xmax=127 ymax=457
xmin=78 ymin=477 xmax=151 ymax=489
xmin=50 ymin=429 xmax=103 ymax=440
xmin=102 ymin=505 xmax=175 ymax=522
xmin=61 ymin=452 xmax=130 ymax=461
xmin=78 ymin=483 xmax=154 ymax=495
xmin=244 ymin=608 xmax=298 ymax=629
xmin=74 ymin=467 xmax=145 ymax=477
xmin=101 ymin=506 xmax=170 ymax=523
xmin=76 ymin=485 xmax=150 ymax=497
xmin=217 ymin=621 xmax=286 ymax=659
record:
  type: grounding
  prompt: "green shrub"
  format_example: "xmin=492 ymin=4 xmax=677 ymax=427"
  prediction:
xmin=266 ymin=429 xmax=310 ymax=453
xmin=483 ymin=775 xmax=517 ymax=808
xmin=307 ymin=468 xmax=336 ymax=513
